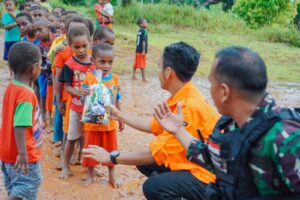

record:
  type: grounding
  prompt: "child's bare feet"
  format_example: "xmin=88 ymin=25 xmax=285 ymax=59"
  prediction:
xmin=142 ymin=79 xmax=149 ymax=82
xmin=108 ymin=167 xmax=122 ymax=189
xmin=94 ymin=166 xmax=105 ymax=177
xmin=132 ymin=76 xmax=138 ymax=80
xmin=59 ymin=168 xmax=73 ymax=181
xmin=81 ymin=175 xmax=94 ymax=186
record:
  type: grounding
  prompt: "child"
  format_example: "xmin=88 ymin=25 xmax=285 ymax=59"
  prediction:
xmin=16 ymin=12 xmax=41 ymax=45
xmin=82 ymin=43 xmax=123 ymax=188
xmin=29 ymin=5 xmax=45 ymax=20
xmin=48 ymin=14 xmax=61 ymax=34
xmin=132 ymin=18 xmax=148 ymax=81
xmin=2 ymin=0 xmax=20 ymax=61
xmin=52 ymin=7 xmax=65 ymax=17
xmin=59 ymin=26 xmax=94 ymax=181
xmin=94 ymin=0 xmax=113 ymax=29
xmin=0 ymin=41 xmax=43 ymax=200
xmin=93 ymin=26 xmax=115 ymax=46
xmin=34 ymin=18 xmax=56 ymax=129
xmin=24 ymin=0 xmax=33 ymax=12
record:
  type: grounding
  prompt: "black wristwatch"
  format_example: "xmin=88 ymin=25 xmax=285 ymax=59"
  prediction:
xmin=110 ymin=150 xmax=120 ymax=164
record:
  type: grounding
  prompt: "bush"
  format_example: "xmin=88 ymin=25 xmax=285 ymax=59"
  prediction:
xmin=233 ymin=0 xmax=295 ymax=28
xmin=113 ymin=3 xmax=247 ymax=34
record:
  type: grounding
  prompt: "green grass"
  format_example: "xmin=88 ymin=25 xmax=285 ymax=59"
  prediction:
xmin=113 ymin=25 xmax=300 ymax=82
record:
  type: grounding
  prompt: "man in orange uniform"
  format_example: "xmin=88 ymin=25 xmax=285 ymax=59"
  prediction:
xmin=83 ymin=42 xmax=219 ymax=200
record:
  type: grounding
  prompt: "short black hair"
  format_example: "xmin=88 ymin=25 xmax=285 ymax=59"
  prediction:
xmin=53 ymin=7 xmax=65 ymax=14
xmin=137 ymin=18 xmax=146 ymax=26
xmin=16 ymin=12 xmax=33 ymax=23
xmin=92 ymin=43 xmax=114 ymax=57
xmin=87 ymin=19 xmax=95 ymax=37
xmin=68 ymin=26 xmax=90 ymax=44
xmin=33 ymin=17 xmax=50 ymax=28
xmin=93 ymin=26 xmax=114 ymax=40
xmin=65 ymin=16 xmax=89 ymax=32
xmin=214 ymin=46 xmax=268 ymax=97
xmin=8 ymin=41 xmax=41 ymax=75
xmin=40 ymin=6 xmax=49 ymax=13
xmin=163 ymin=42 xmax=200 ymax=82
xmin=62 ymin=10 xmax=78 ymax=16
xmin=5 ymin=0 xmax=16 ymax=4
xmin=29 ymin=5 xmax=41 ymax=12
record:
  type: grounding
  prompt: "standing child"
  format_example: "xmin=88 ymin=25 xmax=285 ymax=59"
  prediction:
xmin=2 ymin=0 xmax=20 ymax=61
xmin=94 ymin=0 xmax=113 ymax=29
xmin=34 ymin=18 xmax=56 ymax=129
xmin=59 ymin=26 xmax=94 ymax=181
xmin=0 ymin=41 xmax=43 ymax=200
xmin=82 ymin=44 xmax=123 ymax=187
xmin=132 ymin=18 xmax=148 ymax=82
xmin=16 ymin=12 xmax=40 ymax=45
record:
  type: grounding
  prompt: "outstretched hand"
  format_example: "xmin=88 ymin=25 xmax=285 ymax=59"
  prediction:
xmin=153 ymin=102 xmax=184 ymax=135
xmin=107 ymin=104 xmax=121 ymax=120
xmin=83 ymin=145 xmax=111 ymax=164
xmin=14 ymin=154 xmax=29 ymax=174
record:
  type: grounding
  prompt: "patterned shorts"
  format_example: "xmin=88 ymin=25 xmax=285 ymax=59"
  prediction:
xmin=1 ymin=161 xmax=41 ymax=200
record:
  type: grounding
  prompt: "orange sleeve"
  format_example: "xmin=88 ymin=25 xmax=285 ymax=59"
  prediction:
xmin=54 ymin=51 xmax=64 ymax=69
xmin=150 ymin=117 xmax=164 ymax=136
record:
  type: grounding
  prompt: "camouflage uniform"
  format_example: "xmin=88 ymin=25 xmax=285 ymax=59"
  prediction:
xmin=187 ymin=94 xmax=300 ymax=195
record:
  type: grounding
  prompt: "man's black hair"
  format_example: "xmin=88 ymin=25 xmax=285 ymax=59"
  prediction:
xmin=92 ymin=43 xmax=114 ymax=57
xmin=65 ymin=16 xmax=89 ymax=32
xmin=214 ymin=46 xmax=268 ymax=97
xmin=93 ymin=26 xmax=114 ymax=40
xmin=19 ymin=4 xmax=25 ymax=11
xmin=16 ymin=12 xmax=33 ymax=23
xmin=68 ymin=26 xmax=90 ymax=44
xmin=162 ymin=42 xmax=200 ymax=82
xmin=8 ymin=41 xmax=41 ymax=75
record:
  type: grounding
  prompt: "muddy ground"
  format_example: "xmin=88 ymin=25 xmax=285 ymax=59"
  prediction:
xmin=0 ymin=33 xmax=300 ymax=200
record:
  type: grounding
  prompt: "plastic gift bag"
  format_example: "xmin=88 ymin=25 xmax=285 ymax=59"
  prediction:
xmin=81 ymin=70 xmax=111 ymax=124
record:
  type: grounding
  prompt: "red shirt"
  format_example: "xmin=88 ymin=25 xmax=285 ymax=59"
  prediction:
xmin=60 ymin=56 xmax=95 ymax=113
xmin=0 ymin=80 xmax=43 ymax=163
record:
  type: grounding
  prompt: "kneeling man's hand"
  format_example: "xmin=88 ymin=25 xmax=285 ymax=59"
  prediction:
xmin=83 ymin=145 xmax=111 ymax=164
xmin=153 ymin=102 xmax=184 ymax=135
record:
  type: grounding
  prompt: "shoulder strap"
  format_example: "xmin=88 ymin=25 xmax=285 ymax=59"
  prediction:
xmin=239 ymin=111 xmax=280 ymax=163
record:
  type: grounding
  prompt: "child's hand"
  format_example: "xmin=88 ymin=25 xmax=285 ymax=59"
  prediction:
xmin=118 ymin=121 xmax=124 ymax=132
xmin=142 ymin=50 xmax=146 ymax=55
xmin=14 ymin=154 xmax=29 ymax=174
xmin=58 ymin=101 xmax=66 ymax=116
xmin=78 ymin=88 xmax=90 ymax=96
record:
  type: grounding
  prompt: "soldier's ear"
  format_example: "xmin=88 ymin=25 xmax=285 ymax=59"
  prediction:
xmin=220 ymin=83 xmax=230 ymax=103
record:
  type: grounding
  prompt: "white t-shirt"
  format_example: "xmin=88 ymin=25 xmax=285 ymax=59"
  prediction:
xmin=103 ymin=3 xmax=113 ymax=17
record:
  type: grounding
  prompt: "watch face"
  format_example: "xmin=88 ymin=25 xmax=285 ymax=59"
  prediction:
xmin=111 ymin=150 xmax=120 ymax=157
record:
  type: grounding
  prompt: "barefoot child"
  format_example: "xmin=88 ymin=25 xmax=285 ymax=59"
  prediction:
xmin=82 ymin=43 xmax=123 ymax=187
xmin=2 ymin=0 xmax=20 ymax=61
xmin=59 ymin=26 xmax=95 ymax=181
xmin=34 ymin=18 xmax=56 ymax=129
xmin=132 ymin=18 xmax=148 ymax=81
xmin=16 ymin=12 xmax=41 ymax=45
xmin=0 ymin=41 xmax=43 ymax=200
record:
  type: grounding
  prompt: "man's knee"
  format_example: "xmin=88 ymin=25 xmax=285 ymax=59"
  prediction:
xmin=143 ymin=176 xmax=161 ymax=199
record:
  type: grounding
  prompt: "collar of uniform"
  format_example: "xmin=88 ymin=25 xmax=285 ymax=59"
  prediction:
xmin=166 ymin=81 xmax=193 ymax=107
xmin=229 ymin=93 xmax=276 ymax=131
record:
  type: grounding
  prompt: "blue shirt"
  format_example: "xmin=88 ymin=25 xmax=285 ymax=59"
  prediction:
xmin=1 ymin=11 xmax=20 ymax=42
xmin=22 ymin=35 xmax=41 ymax=46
